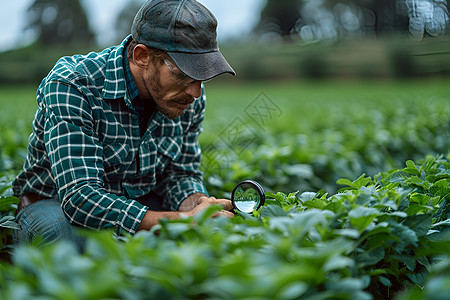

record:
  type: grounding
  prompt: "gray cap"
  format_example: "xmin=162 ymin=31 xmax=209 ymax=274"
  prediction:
xmin=131 ymin=0 xmax=236 ymax=81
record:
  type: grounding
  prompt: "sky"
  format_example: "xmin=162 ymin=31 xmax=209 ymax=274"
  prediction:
xmin=0 ymin=0 xmax=266 ymax=52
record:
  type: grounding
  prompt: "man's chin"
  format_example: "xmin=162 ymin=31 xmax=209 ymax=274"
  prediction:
xmin=158 ymin=107 xmax=185 ymax=120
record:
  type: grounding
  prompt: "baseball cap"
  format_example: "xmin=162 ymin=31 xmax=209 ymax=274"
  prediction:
xmin=131 ymin=0 xmax=236 ymax=81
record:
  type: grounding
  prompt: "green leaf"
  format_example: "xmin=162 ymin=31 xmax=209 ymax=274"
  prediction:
xmin=369 ymin=268 xmax=389 ymax=276
xmin=404 ymin=160 xmax=420 ymax=176
xmin=0 ymin=215 xmax=20 ymax=229
xmin=353 ymin=174 xmax=372 ymax=189
xmin=406 ymin=176 xmax=431 ymax=189
xmin=378 ymin=276 xmax=392 ymax=287
xmin=409 ymin=193 xmax=431 ymax=206
xmin=430 ymin=179 xmax=450 ymax=198
xmin=324 ymin=201 xmax=346 ymax=214
xmin=264 ymin=199 xmax=280 ymax=206
xmin=405 ymin=204 xmax=434 ymax=216
xmin=261 ymin=205 xmax=288 ymax=218
xmin=431 ymin=219 xmax=450 ymax=228
xmin=333 ymin=228 xmax=360 ymax=239
xmin=391 ymin=254 xmax=416 ymax=272
xmin=323 ymin=255 xmax=355 ymax=272
xmin=265 ymin=192 xmax=285 ymax=204
xmin=419 ymin=156 xmax=437 ymax=173
xmin=325 ymin=277 xmax=365 ymax=292
xmin=303 ymin=198 xmax=327 ymax=210
xmin=299 ymin=192 xmax=316 ymax=202
xmin=336 ymin=178 xmax=354 ymax=188
xmin=287 ymin=191 xmax=299 ymax=198
xmin=389 ymin=221 xmax=418 ymax=249
xmin=390 ymin=171 xmax=406 ymax=183
xmin=425 ymin=169 xmax=450 ymax=183
xmin=379 ymin=197 xmax=398 ymax=210
xmin=348 ymin=207 xmax=379 ymax=232
xmin=277 ymin=282 xmax=308 ymax=299
xmin=406 ymin=272 xmax=427 ymax=285
xmin=402 ymin=214 xmax=433 ymax=237
xmin=349 ymin=207 xmax=379 ymax=219
xmin=384 ymin=211 xmax=407 ymax=218
xmin=358 ymin=222 xmax=390 ymax=243
xmin=336 ymin=174 xmax=371 ymax=190
xmin=430 ymin=196 xmax=443 ymax=207
xmin=0 ymin=196 xmax=19 ymax=212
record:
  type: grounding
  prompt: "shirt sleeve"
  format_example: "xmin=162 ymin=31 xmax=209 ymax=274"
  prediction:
xmin=155 ymin=87 xmax=209 ymax=211
xmin=42 ymin=80 xmax=148 ymax=235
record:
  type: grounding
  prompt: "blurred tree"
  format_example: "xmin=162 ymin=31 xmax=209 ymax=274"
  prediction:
xmin=254 ymin=0 xmax=301 ymax=38
xmin=370 ymin=0 xmax=409 ymax=34
xmin=26 ymin=0 xmax=94 ymax=46
xmin=115 ymin=0 xmax=144 ymax=43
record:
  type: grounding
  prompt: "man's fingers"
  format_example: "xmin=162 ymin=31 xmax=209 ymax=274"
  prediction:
xmin=220 ymin=210 xmax=234 ymax=218
xmin=211 ymin=210 xmax=234 ymax=219
xmin=209 ymin=198 xmax=233 ymax=211
xmin=222 ymin=200 xmax=233 ymax=211
xmin=199 ymin=196 xmax=233 ymax=211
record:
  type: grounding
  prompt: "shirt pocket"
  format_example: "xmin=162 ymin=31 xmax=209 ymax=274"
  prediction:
xmin=155 ymin=136 xmax=183 ymax=172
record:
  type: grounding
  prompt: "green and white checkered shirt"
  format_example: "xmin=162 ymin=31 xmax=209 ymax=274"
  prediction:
xmin=13 ymin=36 xmax=209 ymax=234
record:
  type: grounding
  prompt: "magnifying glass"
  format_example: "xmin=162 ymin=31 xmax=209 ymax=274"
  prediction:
xmin=231 ymin=180 xmax=265 ymax=213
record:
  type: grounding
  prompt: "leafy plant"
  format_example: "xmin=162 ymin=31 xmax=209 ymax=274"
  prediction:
xmin=0 ymin=156 xmax=448 ymax=299
xmin=1 ymin=82 xmax=449 ymax=299
xmin=0 ymin=175 xmax=19 ymax=263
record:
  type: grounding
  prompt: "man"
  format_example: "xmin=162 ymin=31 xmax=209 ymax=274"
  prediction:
xmin=12 ymin=0 xmax=235 ymax=248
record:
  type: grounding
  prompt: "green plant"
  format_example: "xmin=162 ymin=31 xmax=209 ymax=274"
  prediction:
xmin=0 ymin=156 xmax=448 ymax=299
xmin=0 ymin=175 xmax=20 ymax=264
xmin=1 ymin=81 xmax=449 ymax=298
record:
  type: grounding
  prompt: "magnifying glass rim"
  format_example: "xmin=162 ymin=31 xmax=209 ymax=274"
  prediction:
xmin=231 ymin=180 xmax=265 ymax=212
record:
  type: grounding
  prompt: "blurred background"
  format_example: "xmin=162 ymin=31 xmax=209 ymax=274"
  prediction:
xmin=1 ymin=0 xmax=450 ymax=83
xmin=1 ymin=0 xmax=449 ymax=196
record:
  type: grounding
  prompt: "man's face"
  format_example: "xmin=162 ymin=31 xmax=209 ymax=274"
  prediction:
xmin=140 ymin=56 xmax=202 ymax=119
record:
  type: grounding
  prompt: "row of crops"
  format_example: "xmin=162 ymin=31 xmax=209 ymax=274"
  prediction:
xmin=0 ymin=80 xmax=449 ymax=299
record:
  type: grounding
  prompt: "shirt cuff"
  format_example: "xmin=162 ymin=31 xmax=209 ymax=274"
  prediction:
xmin=116 ymin=198 xmax=149 ymax=235
xmin=166 ymin=179 xmax=209 ymax=211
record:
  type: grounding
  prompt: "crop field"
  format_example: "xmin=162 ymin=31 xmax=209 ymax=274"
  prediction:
xmin=200 ymin=80 xmax=449 ymax=197
xmin=0 ymin=80 xmax=449 ymax=299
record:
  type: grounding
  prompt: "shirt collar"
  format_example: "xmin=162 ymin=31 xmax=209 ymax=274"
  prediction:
xmin=101 ymin=35 xmax=133 ymax=100
xmin=123 ymin=42 xmax=140 ymax=102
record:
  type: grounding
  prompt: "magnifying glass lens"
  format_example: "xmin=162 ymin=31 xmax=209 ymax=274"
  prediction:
xmin=231 ymin=180 xmax=265 ymax=213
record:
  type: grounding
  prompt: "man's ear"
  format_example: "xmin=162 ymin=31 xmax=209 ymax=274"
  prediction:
xmin=132 ymin=44 xmax=151 ymax=68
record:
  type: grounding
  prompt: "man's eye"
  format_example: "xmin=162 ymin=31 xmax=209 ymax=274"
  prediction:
xmin=176 ymin=72 xmax=189 ymax=80
xmin=185 ymin=80 xmax=197 ymax=86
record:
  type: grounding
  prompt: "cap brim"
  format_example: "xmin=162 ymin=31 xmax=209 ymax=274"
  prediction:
xmin=167 ymin=51 xmax=235 ymax=81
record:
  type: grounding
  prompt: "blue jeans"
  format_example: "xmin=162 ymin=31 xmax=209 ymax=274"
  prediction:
xmin=13 ymin=198 xmax=85 ymax=251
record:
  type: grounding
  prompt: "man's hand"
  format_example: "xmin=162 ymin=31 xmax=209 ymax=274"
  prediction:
xmin=137 ymin=193 xmax=233 ymax=232
xmin=184 ymin=194 xmax=234 ymax=218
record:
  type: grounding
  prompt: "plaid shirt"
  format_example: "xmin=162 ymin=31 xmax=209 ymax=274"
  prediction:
xmin=13 ymin=35 xmax=208 ymax=234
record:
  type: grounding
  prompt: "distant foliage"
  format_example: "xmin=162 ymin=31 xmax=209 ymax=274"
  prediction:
xmin=26 ymin=0 xmax=95 ymax=46
xmin=114 ymin=0 xmax=144 ymax=44
xmin=255 ymin=0 xmax=450 ymax=42
xmin=201 ymin=84 xmax=450 ymax=198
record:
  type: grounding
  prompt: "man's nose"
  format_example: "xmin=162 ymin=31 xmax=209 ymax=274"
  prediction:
xmin=184 ymin=81 xmax=202 ymax=98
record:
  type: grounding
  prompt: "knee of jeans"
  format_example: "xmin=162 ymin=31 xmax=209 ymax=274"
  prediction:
xmin=14 ymin=199 xmax=80 ymax=246
xmin=39 ymin=215 xmax=78 ymax=242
